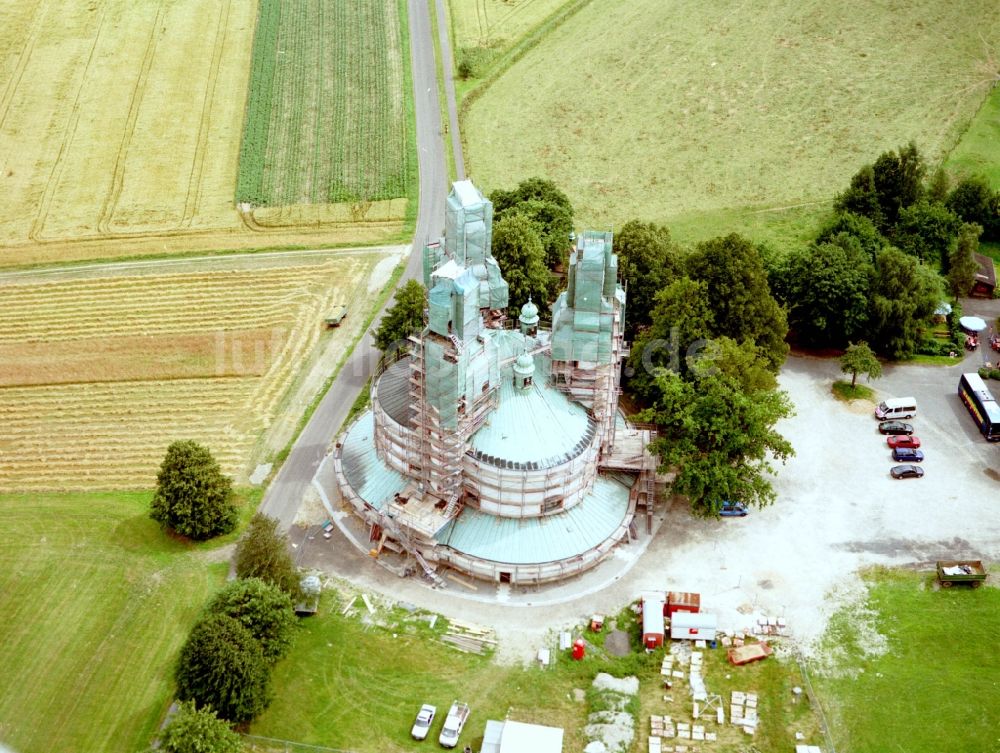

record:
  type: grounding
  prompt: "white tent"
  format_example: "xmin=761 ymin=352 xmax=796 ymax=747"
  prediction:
xmin=481 ymin=719 xmax=563 ymax=753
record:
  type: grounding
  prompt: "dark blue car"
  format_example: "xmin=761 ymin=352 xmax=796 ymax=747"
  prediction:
xmin=892 ymin=447 xmax=925 ymax=463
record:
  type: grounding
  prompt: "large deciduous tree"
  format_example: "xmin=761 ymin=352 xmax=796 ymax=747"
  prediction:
xmin=150 ymin=441 xmax=237 ymax=540
xmin=490 ymin=212 xmax=552 ymax=309
xmin=893 ymin=200 xmax=961 ymax=265
xmin=840 ymin=342 xmax=882 ymax=388
xmin=491 ymin=177 xmax=575 ymax=269
xmin=235 ymin=514 xmax=300 ymax=597
xmin=946 ymin=223 xmax=983 ymax=298
xmin=152 ymin=701 xmax=242 ymax=753
xmin=175 ymin=614 xmax=271 ymax=723
xmin=815 ymin=212 xmax=885 ymax=263
xmin=868 ymin=247 xmax=944 ymax=359
xmin=614 ymin=220 xmax=683 ymax=339
xmin=870 ymin=142 xmax=926 ymax=231
xmin=685 ymin=233 xmax=788 ymax=370
xmin=206 ymin=578 xmax=296 ymax=663
xmin=641 ymin=369 xmax=793 ymax=515
xmin=374 ymin=280 xmax=425 ymax=353
xmin=772 ymin=235 xmax=872 ymax=348
xmin=947 ymin=176 xmax=999 ymax=242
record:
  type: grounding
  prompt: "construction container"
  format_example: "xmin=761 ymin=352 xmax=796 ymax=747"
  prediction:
xmin=666 ymin=591 xmax=700 ymax=618
xmin=669 ymin=610 xmax=717 ymax=641
xmin=642 ymin=594 xmax=666 ymax=649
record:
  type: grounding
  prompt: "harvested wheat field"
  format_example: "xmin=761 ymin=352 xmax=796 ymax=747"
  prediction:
xmin=0 ymin=249 xmax=402 ymax=492
xmin=0 ymin=1 xmax=409 ymax=268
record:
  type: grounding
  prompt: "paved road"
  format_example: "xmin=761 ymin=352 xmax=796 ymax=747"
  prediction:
xmin=259 ymin=0 xmax=459 ymax=528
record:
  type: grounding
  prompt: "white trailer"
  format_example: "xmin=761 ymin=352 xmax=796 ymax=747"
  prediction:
xmin=670 ymin=610 xmax=717 ymax=641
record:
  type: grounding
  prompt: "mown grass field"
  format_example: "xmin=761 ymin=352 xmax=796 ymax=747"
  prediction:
xmin=250 ymin=598 xmax=826 ymax=753
xmin=946 ymin=85 xmax=1000 ymax=187
xmin=0 ymin=250 xmax=396 ymax=492
xmin=813 ymin=568 xmax=1000 ymax=753
xmin=236 ymin=0 xmax=413 ymax=211
xmin=463 ymin=0 xmax=1000 ymax=237
xmin=0 ymin=490 xmax=250 ymax=753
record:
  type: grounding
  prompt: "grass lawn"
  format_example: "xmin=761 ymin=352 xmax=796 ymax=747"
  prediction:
xmin=0 ymin=489 xmax=257 ymax=753
xmin=463 ymin=0 xmax=1000 ymax=239
xmin=945 ymin=85 xmax=1000 ymax=187
xmin=252 ymin=599 xmax=828 ymax=752
xmin=813 ymin=567 xmax=1000 ymax=753
xmin=832 ymin=380 xmax=876 ymax=402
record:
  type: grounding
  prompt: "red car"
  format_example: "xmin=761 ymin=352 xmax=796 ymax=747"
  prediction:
xmin=887 ymin=435 xmax=921 ymax=449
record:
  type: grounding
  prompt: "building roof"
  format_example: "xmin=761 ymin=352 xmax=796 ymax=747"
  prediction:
xmin=375 ymin=357 xmax=413 ymax=425
xmin=436 ymin=476 xmax=630 ymax=564
xmin=470 ymin=352 xmax=592 ymax=465
xmin=499 ymin=721 xmax=563 ymax=753
xmin=340 ymin=411 xmax=407 ymax=510
xmin=973 ymin=252 xmax=996 ymax=289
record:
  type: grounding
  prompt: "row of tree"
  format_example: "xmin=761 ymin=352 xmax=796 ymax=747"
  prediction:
xmin=153 ymin=513 xmax=302 ymax=751
xmin=768 ymin=143 xmax=994 ymax=357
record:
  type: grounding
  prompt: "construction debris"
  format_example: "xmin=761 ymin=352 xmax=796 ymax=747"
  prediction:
xmin=439 ymin=620 xmax=497 ymax=655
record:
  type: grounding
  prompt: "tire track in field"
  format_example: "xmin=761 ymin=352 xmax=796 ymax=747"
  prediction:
xmin=29 ymin=4 xmax=109 ymax=242
xmin=0 ymin=0 xmax=46 ymax=135
xmin=179 ymin=0 xmax=234 ymax=228
xmin=97 ymin=1 xmax=168 ymax=234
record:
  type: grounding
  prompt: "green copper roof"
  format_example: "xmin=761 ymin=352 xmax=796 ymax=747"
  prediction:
xmin=470 ymin=351 xmax=592 ymax=465
xmin=437 ymin=476 xmax=631 ymax=564
xmin=340 ymin=411 xmax=406 ymax=510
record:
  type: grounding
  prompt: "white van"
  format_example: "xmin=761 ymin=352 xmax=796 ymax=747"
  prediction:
xmin=875 ymin=397 xmax=917 ymax=420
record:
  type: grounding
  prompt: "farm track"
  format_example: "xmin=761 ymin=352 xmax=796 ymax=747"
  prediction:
xmin=98 ymin=1 xmax=167 ymax=234
xmin=179 ymin=0 xmax=233 ymax=228
xmin=29 ymin=3 xmax=109 ymax=242
xmin=0 ymin=0 xmax=45 ymax=134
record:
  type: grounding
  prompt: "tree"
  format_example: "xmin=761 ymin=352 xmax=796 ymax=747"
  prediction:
xmin=150 ymin=441 xmax=237 ymax=540
xmin=490 ymin=212 xmax=552 ymax=309
xmin=947 ymin=176 xmax=999 ymax=241
xmin=626 ymin=277 xmax=714 ymax=399
xmin=490 ymin=177 xmax=573 ymax=217
xmin=815 ymin=212 xmax=885 ymax=263
xmin=868 ymin=247 xmax=944 ymax=359
xmin=686 ymin=233 xmax=788 ymax=370
xmin=641 ymin=369 xmax=793 ymax=515
xmin=502 ymin=198 xmax=573 ymax=268
xmin=946 ymin=223 xmax=983 ymax=298
xmin=773 ymin=236 xmax=872 ymax=348
xmin=926 ymin=165 xmax=950 ymax=204
xmin=153 ymin=701 xmax=241 ymax=753
xmin=870 ymin=142 xmax=926 ymax=231
xmin=840 ymin=342 xmax=882 ymax=388
xmin=834 ymin=165 xmax=883 ymax=228
xmin=235 ymin=514 xmax=300 ymax=597
xmin=206 ymin=578 xmax=296 ymax=662
xmin=374 ymin=280 xmax=425 ymax=352
xmin=175 ymin=613 xmax=271 ymax=723
xmin=614 ymin=220 xmax=683 ymax=338
xmin=893 ymin=200 xmax=961 ymax=265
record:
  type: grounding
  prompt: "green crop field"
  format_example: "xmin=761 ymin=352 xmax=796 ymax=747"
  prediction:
xmin=463 ymin=0 xmax=1000 ymax=240
xmin=946 ymin=85 xmax=1000 ymax=187
xmin=814 ymin=568 xmax=1000 ymax=753
xmin=0 ymin=490 xmax=250 ymax=753
xmin=236 ymin=0 xmax=413 ymax=209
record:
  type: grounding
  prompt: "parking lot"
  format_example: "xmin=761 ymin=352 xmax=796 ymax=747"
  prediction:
xmin=641 ymin=351 xmax=1000 ymax=652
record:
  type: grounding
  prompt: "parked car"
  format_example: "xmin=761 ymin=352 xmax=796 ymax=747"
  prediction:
xmin=438 ymin=701 xmax=470 ymax=748
xmin=411 ymin=704 xmax=436 ymax=741
xmin=892 ymin=447 xmax=925 ymax=462
xmin=718 ymin=501 xmax=749 ymax=517
xmin=887 ymin=435 xmax=921 ymax=449
xmin=878 ymin=420 xmax=914 ymax=436
xmin=891 ymin=464 xmax=925 ymax=479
